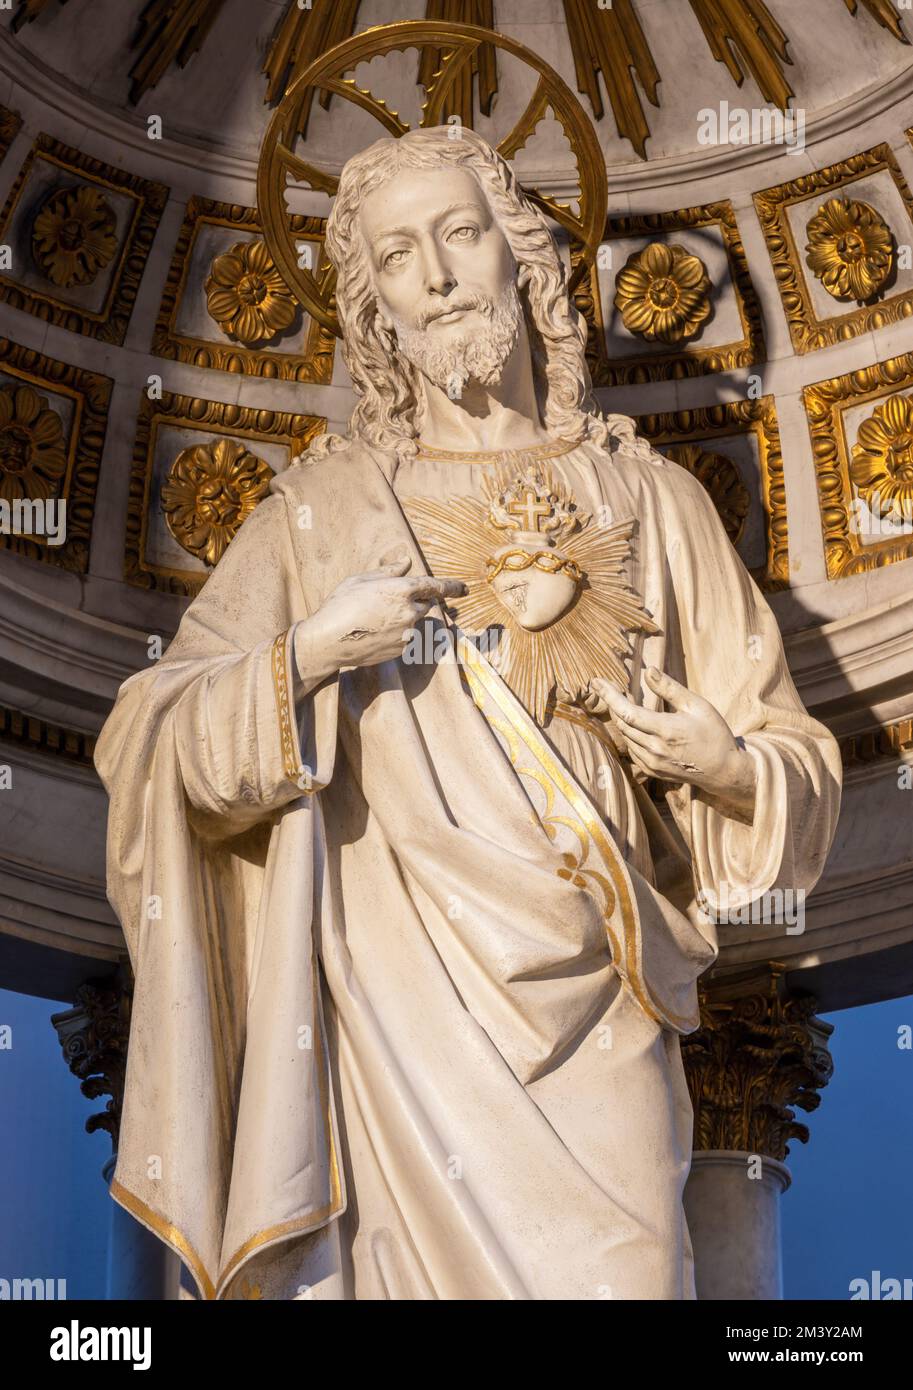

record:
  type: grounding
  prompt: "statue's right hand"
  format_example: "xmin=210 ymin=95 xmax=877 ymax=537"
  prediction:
xmin=293 ymin=557 xmax=467 ymax=683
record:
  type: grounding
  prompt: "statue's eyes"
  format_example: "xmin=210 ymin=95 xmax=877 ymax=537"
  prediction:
xmin=382 ymin=247 xmax=410 ymax=269
xmin=449 ymin=225 xmax=478 ymax=243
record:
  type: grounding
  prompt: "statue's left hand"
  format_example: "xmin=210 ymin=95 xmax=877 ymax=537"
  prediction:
xmin=584 ymin=667 xmax=757 ymax=817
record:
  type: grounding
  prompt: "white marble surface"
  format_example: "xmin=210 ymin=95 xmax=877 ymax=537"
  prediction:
xmin=685 ymin=1151 xmax=791 ymax=1301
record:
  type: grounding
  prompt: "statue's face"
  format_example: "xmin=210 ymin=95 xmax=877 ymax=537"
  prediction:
xmin=359 ymin=167 xmax=517 ymax=339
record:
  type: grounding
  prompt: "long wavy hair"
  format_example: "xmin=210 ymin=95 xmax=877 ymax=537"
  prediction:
xmin=303 ymin=127 xmax=647 ymax=466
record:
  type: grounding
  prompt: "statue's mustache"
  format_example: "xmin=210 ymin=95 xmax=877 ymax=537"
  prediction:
xmin=418 ymin=296 xmax=495 ymax=330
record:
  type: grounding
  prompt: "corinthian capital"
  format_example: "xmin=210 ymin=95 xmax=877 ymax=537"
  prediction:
xmin=682 ymin=963 xmax=834 ymax=1161
xmin=51 ymin=970 xmax=133 ymax=1151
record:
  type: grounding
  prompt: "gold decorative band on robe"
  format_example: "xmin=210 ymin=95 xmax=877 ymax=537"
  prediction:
xmin=457 ymin=634 xmax=696 ymax=1033
xmin=271 ymin=627 xmax=307 ymax=786
xmin=109 ymin=949 xmax=343 ymax=1301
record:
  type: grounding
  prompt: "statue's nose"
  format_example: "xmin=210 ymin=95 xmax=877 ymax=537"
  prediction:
xmin=422 ymin=241 xmax=456 ymax=297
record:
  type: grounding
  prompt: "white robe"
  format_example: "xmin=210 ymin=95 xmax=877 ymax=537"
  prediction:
xmin=94 ymin=435 xmax=842 ymax=1300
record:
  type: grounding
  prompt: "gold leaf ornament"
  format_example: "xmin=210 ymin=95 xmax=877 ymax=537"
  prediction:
xmin=486 ymin=469 xmax=586 ymax=630
xmin=0 ymin=383 xmax=67 ymax=504
xmin=31 ymin=184 xmax=118 ymax=289
xmin=205 ymin=238 xmax=298 ymax=344
xmin=805 ymin=196 xmax=893 ymax=302
xmin=850 ymin=394 xmax=913 ymax=521
xmin=161 ymin=438 xmax=274 ymax=566
xmin=403 ymin=463 xmax=659 ymax=725
xmin=614 ymin=242 xmax=713 ymax=345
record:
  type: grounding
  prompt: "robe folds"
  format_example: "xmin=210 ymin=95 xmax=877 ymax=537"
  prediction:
xmin=94 ymin=435 xmax=842 ymax=1301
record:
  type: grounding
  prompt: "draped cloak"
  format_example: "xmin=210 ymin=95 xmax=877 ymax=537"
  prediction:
xmin=93 ymin=435 xmax=842 ymax=1300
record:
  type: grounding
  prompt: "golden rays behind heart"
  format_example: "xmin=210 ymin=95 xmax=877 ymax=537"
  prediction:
xmin=402 ymin=464 xmax=660 ymax=724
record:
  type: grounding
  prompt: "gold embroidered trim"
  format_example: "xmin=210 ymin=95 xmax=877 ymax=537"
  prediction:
xmin=271 ymin=628 xmax=303 ymax=785
xmin=216 ymin=956 xmax=343 ymax=1297
xmin=113 ymin=957 xmax=344 ymax=1301
xmin=415 ymin=436 xmax=580 ymax=463
xmin=110 ymin=1178 xmax=216 ymax=1301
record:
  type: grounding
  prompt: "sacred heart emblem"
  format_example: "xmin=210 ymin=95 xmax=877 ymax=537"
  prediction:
xmin=488 ymin=548 xmax=579 ymax=629
xmin=485 ymin=470 xmax=583 ymax=631
xmin=401 ymin=461 xmax=660 ymax=725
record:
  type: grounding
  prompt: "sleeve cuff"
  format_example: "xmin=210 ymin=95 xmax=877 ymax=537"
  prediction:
xmin=271 ymin=626 xmax=306 ymax=787
xmin=268 ymin=624 xmax=339 ymax=796
xmin=688 ymin=737 xmax=792 ymax=915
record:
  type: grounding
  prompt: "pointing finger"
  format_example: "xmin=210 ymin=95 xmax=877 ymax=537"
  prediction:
xmin=403 ymin=576 xmax=468 ymax=601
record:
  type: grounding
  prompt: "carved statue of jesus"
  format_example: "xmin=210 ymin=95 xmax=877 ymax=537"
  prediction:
xmin=95 ymin=128 xmax=842 ymax=1301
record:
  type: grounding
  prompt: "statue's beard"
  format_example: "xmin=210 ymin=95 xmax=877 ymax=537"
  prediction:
xmin=388 ymin=280 xmax=524 ymax=394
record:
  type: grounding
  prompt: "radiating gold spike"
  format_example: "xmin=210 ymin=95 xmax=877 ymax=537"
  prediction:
xmin=128 ymin=0 xmax=230 ymax=106
xmin=844 ymin=0 xmax=909 ymax=43
xmin=420 ymin=39 xmax=482 ymax=126
xmin=419 ymin=0 xmax=498 ymax=127
xmin=263 ymin=0 xmax=363 ymax=126
xmin=688 ymin=0 xmax=795 ymax=111
xmin=10 ymin=0 xmax=70 ymax=32
xmin=562 ymin=0 xmax=661 ymax=159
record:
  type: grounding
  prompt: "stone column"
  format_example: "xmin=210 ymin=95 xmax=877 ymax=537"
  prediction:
xmin=52 ymin=971 xmax=181 ymax=1300
xmin=682 ymin=963 xmax=834 ymax=1300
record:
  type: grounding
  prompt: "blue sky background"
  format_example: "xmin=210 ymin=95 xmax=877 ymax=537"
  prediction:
xmin=0 ymin=986 xmax=110 ymax=1297
xmin=0 ymin=984 xmax=910 ymax=1300
xmin=782 ymin=993 xmax=913 ymax=1299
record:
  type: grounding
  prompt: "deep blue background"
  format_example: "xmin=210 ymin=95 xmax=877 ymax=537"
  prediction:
xmin=0 ymin=986 xmax=110 ymax=1297
xmin=1 ymin=984 xmax=911 ymax=1299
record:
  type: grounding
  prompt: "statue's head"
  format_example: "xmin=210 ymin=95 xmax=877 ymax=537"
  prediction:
xmin=323 ymin=126 xmax=607 ymax=459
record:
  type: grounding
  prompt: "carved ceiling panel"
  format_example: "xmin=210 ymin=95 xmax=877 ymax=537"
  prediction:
xmin=0 ymin=336 xmax=112 ymax=573
xmin=576 ymin=200 xmax=765 ymax=387
xmin=125 ymin=389 xmax=324 ymax=594
xmin=0 ymin=134 xmax=168 ymax=344
xmin=805 ymin=350 xmax=913 ymax=578
xmin=635 ymin=396 xmax=788 ymax=592
xmin=754 ymin=145 xmax=913 ymax=355
xmin=152 ymin=196 xmax=335 ymax=382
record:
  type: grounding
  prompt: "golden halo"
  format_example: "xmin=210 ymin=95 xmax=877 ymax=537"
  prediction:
xmin=256 ymin=19 xmax=608 ymax=338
